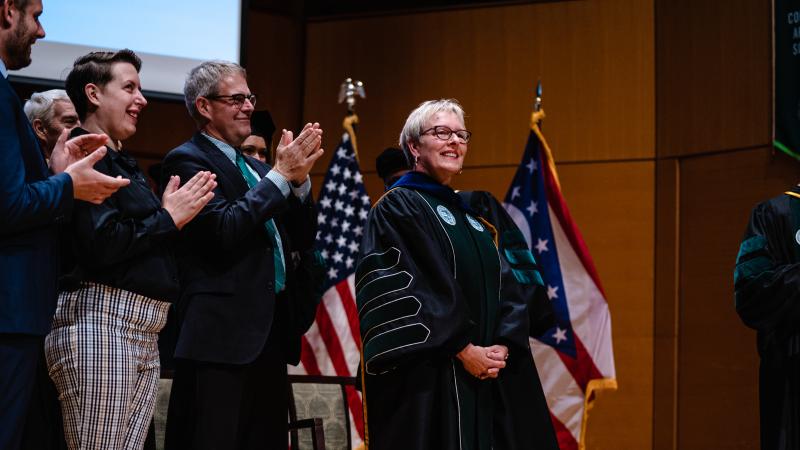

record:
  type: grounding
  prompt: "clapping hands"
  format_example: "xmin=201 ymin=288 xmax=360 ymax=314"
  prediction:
xmin=273 ymin=122 xmax=324 ymax=185
xmin=161 ymin=172 xmax=217 ymax=230
xmin=51 ymin=130 xmax=131 ymax=204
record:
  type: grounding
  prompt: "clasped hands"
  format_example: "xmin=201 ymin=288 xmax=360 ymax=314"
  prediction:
xmin=272 ymin=122 xmax=324 ymax=185
xmin=456 ymin=343 xmax=509 ymax=381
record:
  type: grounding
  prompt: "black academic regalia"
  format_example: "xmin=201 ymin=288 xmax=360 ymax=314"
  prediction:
xmin=460 ymin=190 xmax=559 ymax=450
xmin=356 ymin=173 xmax=551 ymax=450
xmin=735 ymin=186 xmax=800 ymax=450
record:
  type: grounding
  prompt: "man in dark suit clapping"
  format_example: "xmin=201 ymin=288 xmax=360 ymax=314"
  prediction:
xmin=0 ymin=1 xmax=129 ymax=449
xmin=162 ymin=60 xmax=324 ymax=450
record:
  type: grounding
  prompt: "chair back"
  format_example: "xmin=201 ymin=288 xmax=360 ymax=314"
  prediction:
xmin=288 ymin=375 xmax=358 ymax=450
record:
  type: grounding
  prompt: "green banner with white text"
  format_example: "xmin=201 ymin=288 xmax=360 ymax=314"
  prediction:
xmin=775 ymin=0 xmax=800 ymax=160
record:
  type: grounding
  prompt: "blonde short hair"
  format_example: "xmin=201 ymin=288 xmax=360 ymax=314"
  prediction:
xmin=398 ymin=99 xmax=465 ymax=156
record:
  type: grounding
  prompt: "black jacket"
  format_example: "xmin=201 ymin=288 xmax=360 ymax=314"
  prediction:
xmin=61 ymin=127 xmax=180 ymax=302
xmin=162 ymin=132 xmax=319 ymax=365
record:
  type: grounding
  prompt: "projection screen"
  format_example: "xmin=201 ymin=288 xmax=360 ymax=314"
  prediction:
xmin=11 ymin=0 xmax=242 ymax=97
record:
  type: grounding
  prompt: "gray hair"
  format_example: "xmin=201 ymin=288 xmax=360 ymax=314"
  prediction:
xmin=184 ymin=60 xmax=247 ymax=126
xmin=23 ymin=89 xmax=71 ymax=125
xmin=398 ymin=99 xmax=466 ymax=155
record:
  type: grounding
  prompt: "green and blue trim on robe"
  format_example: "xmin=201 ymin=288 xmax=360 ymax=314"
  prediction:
xmin=458 ymin=190 xmax=559 ymax=450
xmin=734 ymin=185 xmax=800 ymax=450
xmin=356 ymin=172 xmax=500 ymax=450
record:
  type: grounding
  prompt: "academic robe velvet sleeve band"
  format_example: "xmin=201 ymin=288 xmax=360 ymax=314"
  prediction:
xmin=735 ymin=187 xmax=800 ymax=450
xmin=356 ymin=187 xmax=475 ymax=375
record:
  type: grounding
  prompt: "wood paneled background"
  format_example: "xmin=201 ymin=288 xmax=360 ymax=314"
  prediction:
xmin=303 ymin=1 xmax=655 ymax=448
xmin=27 ymin=0 xmax=781 ymax=447
xmin=304 ymin=0 xmax=655 ymax=168
xmin=655 ymin=0 xmax=777 ymax=448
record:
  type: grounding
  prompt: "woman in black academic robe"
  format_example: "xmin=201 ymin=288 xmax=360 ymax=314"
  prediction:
xmin=356 ymin=99 xmax=558 ymax=450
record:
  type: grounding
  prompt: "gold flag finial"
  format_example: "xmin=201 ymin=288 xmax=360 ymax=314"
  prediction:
xmin=338 ymin=78 xmax=365 ymax=161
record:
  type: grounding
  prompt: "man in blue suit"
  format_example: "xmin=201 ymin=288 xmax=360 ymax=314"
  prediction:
xmin=0 ymin=1 xmax=130 ymax=448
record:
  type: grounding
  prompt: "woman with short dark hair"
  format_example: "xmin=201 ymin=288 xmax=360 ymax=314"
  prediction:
xmin=44 ymin=49 xmax=216 ymax=449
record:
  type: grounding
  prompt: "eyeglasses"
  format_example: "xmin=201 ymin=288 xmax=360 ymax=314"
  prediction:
xmin=206 ymin=93 xmax=257 ymax=109
xmin=421 ymin=126 xmax=472 ymax=143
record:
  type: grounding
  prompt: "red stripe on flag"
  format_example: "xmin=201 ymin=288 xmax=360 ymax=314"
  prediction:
xmin=550 ymin=412 xmax=578 ymax=450
xmin=314 ymin=300 xmax=366 ymax=440
xmin=555 ymin=333 xmax=604 ymax=392
xmin=300 ymin=336 xmax=321 ymax=376
xmin=314 ymin=302 xmax=351 ymax=376
xmin=540 ymin=146 xmax=607 ymax=297
xmin=335 ymin=280 xmax=362 ymax=350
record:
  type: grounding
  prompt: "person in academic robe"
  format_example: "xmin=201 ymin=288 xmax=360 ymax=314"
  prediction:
xmin=734 ymin=186 xmax=800 ymax=450
xmin=375 ymin=146 xmax=410 ymax=190
xmin=357 ymin=99 xmax=553 ymax=450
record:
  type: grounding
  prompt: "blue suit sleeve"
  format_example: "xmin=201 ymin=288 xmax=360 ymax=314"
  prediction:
xmin=0 ymin=89 xmax=73 ymax=235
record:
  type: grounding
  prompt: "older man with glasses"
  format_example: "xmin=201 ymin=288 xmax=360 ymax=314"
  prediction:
xmin=161 ymin=60 xmax=324 ymax=450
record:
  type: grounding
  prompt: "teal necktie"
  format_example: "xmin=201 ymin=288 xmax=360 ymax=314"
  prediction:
xmin=235 ymin=153 xmax=285 ymax=293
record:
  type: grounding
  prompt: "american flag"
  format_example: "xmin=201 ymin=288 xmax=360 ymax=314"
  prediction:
xmin=502 ymin=113 xmax=617 ymax=450
xmin=289 ymin=129 xmax=368 ymax=448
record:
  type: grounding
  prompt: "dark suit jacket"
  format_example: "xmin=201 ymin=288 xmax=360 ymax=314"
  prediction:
xmin=0 ymin=75 xmax=73 ymax=336
xmin=162 ymin=132 xmax=319 ymax=365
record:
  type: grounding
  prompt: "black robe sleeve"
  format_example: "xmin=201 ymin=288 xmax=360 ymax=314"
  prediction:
xmin=356 ymin=189 xmax=474 ymax=375
xmin=735 ymin=194 xmax=800 ymax=450
xmin=734 ymin=200 xmax=800 ymax=333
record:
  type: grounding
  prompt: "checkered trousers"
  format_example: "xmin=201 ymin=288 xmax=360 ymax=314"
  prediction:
xmin=44 ymin=283 xmax=170 ymax=450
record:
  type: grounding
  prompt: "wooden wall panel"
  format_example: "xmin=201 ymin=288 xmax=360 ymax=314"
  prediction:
xmin=677 ymin=148 xmax=800 ymax=449
xmin=304 ymin=3 xmax=656 ymax=447
xmin=653 ymin=159 xmax=680 ymax=450
xmin=656 ymin=0 xmax=771 ymax=158
xmin=304 ymin=0 xmax=654 ymax=178
xmin=125 ymin=101 xmax=195 ymax=158
xmin=246 ymin=11 xmax=306 ymax=135
xmin=557 ymin=161 xmax=654 ymax=450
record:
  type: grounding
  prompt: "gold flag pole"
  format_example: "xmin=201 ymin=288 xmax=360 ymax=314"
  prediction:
xmin=338 ymin=78 xmax=366 ymax=163
xmin=339 ymin=78 xmax=369 ymax=450
xmin=531 ymin=80 xmax=619 ymax=450
xmin=529 ymin=80 xmax=561 ymax=190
